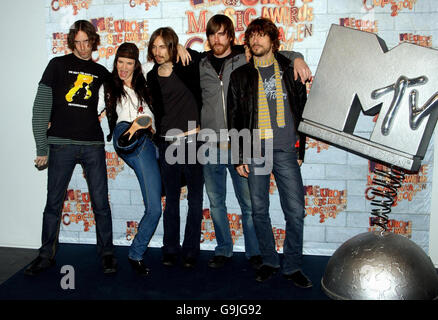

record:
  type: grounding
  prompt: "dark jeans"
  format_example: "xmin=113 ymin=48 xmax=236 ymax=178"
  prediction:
xmin=158 ymin=139 xmax=204 ymax=259
xmin=39 ymin=144 xmax=114 ymax=259
xmin=203 ymin=147 xmax=260 ymax=258
xmin=247 ymin=148 xmax=305 ymax=275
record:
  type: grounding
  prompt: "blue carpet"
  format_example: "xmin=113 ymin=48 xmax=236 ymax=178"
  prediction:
xmin=0 ymin=243 xmax=330 ymax=301
xmin=2 ymin=245 xmax=437 ymax=317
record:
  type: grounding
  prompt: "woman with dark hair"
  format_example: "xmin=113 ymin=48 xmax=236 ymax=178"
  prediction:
xmin=99 ymin=42 xmax=160 ymax=277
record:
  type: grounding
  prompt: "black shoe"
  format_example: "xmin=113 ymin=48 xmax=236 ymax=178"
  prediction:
xmin=248 ymin=255 xmax=263 ymax=270
xmin=102 ymin=254 xmax=117 ymax=274
xmin=208 ymin=255 xmax=231 ymax=268
xmin=182 ymin=256 xmax=197 ymax=268
xmin=162 ymin=254 xmax=178 ymax=267
xmin=283 ymin=270 xmax=313 ymax=288
xmin=255 ymin=265 xmax=279 ymax=282
xmin=24 ymin=256 xmax=55 ymax=276
xmin=128 ymin=258 xmax=150 ymax=277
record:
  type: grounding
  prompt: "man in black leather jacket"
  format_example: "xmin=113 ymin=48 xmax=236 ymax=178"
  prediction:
xmin=227 ymin=18 xmax=312 ymax=288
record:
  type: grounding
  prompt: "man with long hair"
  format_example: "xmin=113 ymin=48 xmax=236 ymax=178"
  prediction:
xmin=27 ymin=20 xmax=116 ymax=276
xmin=147 ymin=27 xmax=204 ymax=268
xmin=227 ymin=18 xmax=312 ymax=288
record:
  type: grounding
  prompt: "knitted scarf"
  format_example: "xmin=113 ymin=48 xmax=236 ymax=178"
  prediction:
xmin=254 ymin=55 xmax=285 ymax=140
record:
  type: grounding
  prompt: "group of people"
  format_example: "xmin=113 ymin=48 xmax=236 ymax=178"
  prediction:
xmin=27 ymin=14 xmax=313 ymax=289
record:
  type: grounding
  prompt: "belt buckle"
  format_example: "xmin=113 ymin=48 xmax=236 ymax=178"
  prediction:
xmin=218 ymin=141 xmax=229 ymax=149
xmin=186 ymin=135 xmax=195 ymax=144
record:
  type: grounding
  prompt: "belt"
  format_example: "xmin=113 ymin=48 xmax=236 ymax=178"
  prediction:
xmin=163 ymin=134 xmax=196 ymax=144
xmin=217 ymin=141 xmax=231 ymax=149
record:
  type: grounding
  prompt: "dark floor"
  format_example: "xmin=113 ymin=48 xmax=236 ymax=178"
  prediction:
xmin=1 ymin=244 xmax=437 ymax=306
xmin=0 ymin=247 xmax=38 ymax=285
xmin=0 ymin=243 xmax=332 ymax=303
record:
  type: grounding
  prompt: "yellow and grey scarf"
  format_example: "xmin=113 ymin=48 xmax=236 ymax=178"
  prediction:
xmin=254 ymin=55 xmax=285 ymax=139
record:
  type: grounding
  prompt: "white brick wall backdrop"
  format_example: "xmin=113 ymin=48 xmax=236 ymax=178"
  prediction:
xmin=44 ymin=0 xmax=438 ymax=256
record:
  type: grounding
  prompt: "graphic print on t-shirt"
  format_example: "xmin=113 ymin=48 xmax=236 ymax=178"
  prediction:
xmin=65 ymin=71 xmax=96 ymax=107
xmin=262 ymin=70 xmax=287 ymax=102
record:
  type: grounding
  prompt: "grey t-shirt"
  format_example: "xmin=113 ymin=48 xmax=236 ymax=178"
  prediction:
xmin=258 ymin=64 xmax=297 ymax=151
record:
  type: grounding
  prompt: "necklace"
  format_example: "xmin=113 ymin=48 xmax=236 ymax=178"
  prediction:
xmin=125 ymin=87 xmax=144 ymax=120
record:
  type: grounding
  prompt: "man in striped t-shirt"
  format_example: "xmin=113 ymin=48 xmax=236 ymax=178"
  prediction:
xmin=26 ymin=20 xmax=116 ymax=276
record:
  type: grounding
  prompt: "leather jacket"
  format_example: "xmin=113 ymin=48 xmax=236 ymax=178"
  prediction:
xmin=227 ymin=52 xmax=307 ymax=163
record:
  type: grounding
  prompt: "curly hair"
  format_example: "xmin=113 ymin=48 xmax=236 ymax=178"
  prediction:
xmin=244 ymin=17 xmax=280 ymax=53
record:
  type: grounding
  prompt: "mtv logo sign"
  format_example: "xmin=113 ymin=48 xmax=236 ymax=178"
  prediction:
xmin=298 ymin=25 xmax=438 ymax=172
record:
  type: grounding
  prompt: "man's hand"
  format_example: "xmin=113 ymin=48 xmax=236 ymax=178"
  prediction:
xmin=244 ymin=45 xmax=251 ymax=62
xmin=176 ymin=44 xmax=192 ymax=66
xmin=34 ymin=155 xmax=48 ymax=169
xmin=293 ymin=58 xmax=312 ymax=84
xmin=297 ymin=160 xmax=303 ymax=167
xmin=236 ymin=164 xmax=250 ymax=178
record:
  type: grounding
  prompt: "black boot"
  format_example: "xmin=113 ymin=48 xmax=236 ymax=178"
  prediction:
xmin=102 ymin=254 xmax=117 ymax=274
xmin=24 ymin=256 xmax=55 ymax=276
xmin=128 ymin=258 xmax=150 ymax=276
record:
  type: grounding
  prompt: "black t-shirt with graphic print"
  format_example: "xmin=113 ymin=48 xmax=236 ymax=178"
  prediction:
xmin=40 ymin=53 xmax=110 ymax=141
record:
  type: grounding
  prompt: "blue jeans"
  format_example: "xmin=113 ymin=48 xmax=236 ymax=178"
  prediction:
xmin=113 ymin=122 xmax=162 ymax=261
xmin=158 ymin=140 xmax=204 ymax=259
xmin=247 ymin=149 xmax=305 ymax=275
xmin=40 ymin=144 xmax=114 ymax=259
xmin=203 ymin=147 xmax=260 ymax=258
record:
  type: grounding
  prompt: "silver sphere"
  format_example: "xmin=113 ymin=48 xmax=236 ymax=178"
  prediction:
xmin=321 ymin=231 xmax=438 ymax=300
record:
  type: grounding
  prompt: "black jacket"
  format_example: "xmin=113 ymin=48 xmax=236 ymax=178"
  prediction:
xmin=146 ymin=48 xmax=203 ymax=138
xmin=227 ymin=52 xmax=307 ymax=163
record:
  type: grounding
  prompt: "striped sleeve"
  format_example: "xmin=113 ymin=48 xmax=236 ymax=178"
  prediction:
xmin=32 ymin=83 xmax=53 ymax=156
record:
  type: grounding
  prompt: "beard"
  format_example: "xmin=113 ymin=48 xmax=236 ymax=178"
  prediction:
xmin=250 ymin=44 xmax=270 ymax=57
xmin=210 ymin=41 xmax=231 ymax=57
xmin=154 ymin=56 xmax=167 ymax=64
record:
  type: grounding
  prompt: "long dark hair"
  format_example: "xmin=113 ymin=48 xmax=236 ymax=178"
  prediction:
xmin=105 ymin=43 xmax=152 ymax=120
xmin=147 ymin=27 xmax=179 ymax=63
xmin=67 ymin=20 xmax=100 ymax=52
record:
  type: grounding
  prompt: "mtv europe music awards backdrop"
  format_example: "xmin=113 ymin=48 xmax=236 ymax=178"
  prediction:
xmin=45 ymin=0 xmax=438 ymax=255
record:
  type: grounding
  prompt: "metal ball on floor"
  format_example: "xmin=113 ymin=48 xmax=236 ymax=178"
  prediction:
xmin=321 ymin=231 xmax=438 ymax=300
